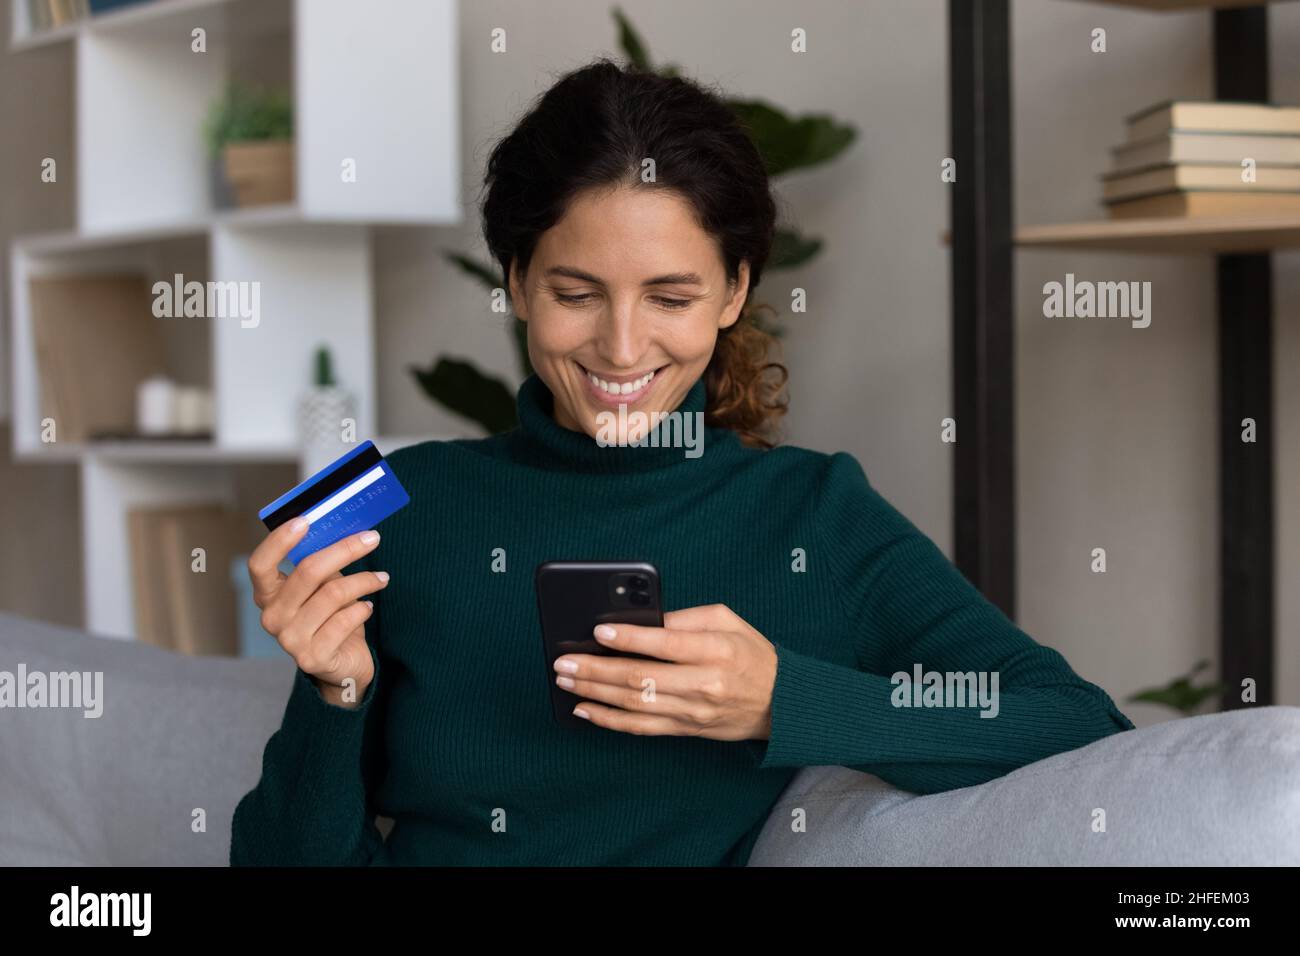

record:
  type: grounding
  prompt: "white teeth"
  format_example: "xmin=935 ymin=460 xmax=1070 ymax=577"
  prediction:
xmin=586 ymin=368 xmax=656 ymax=395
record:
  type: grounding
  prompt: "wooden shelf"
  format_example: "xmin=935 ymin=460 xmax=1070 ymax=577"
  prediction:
xmin=943 ymin=214 xmax=1300 ymax=253
xmin=11 ymin=203 xmax=457 ymax=256
xmin=1016 ymin=214 xmax=1300 ymax=253
xmin=14 ymin=441 xmax=300 ymax=464
xmin=12 ymin=434 xmax=447 ymax=465
xmin=1069 ymin=0 xmax=1299 ymax=11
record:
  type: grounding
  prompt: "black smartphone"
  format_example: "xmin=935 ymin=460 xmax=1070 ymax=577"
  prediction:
xmin=535 ymin=561 xmax=664 ymax=729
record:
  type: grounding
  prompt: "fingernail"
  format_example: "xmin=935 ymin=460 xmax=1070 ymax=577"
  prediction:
xmin=556 ymin=675 xmax=575 ymax=689
xmin=289 ymin=517 xmax=309 ymax=533
xmin=553 ymin=658 xmax=578 ymax=674
xmin=573 ymin=707 xmax=590 ymax=720
xmin=364 ymin=600 xmax=373 ymax=609
xmin=360 ymin=530 xmax=380 ymax=545
xmin=594 ymin=624 xmax=616 ymax=641
xmin=376 ymin=571 xmax=390 ymax=583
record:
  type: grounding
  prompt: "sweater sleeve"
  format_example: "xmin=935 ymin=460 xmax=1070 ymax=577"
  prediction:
xmin=229 ymin=549 xmax=392 ymax=866
xmin=745 ymin=451 xmax=1134 ymax=794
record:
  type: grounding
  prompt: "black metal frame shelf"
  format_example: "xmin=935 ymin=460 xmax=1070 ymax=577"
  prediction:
xmin=947 ymin=0 xmax=1277 ymax=709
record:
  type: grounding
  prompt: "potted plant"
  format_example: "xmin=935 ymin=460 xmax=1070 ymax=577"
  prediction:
xmin=298 ymin=345 xmax=356 ymax=447
xmin=203 ymin=82 xmax=294 ymax=208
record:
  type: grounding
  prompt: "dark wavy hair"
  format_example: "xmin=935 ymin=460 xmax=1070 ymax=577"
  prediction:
xmin=480 ymin=58 xmax=788 ymax=448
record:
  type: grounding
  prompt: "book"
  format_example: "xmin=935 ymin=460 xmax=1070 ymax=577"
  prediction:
xmin=128 ymin=504 xmax=249 ymax=656
xmin=160 ymin=506 xmax=244 ymax=656
xmin=127 ymin=508 xmax=174 ymax=651
xmin=1101 ymin=163 xmax=1300 ymax=202
xmin=1112 ymin=131 xmax=1300 ymax=174
xmin=1106 ymin=190 xmax=1300 ymax=219
xmin=1126 ymin=101 xmax=1300 ymax=141
xmin=89 ymin=0 xmax=151 ymax=11
xmin=27 ymin=0 xmax=51 ymax=32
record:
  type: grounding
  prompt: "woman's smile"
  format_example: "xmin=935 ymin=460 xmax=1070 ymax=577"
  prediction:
xmin=577 ymin=361 xmax=668 ymax=407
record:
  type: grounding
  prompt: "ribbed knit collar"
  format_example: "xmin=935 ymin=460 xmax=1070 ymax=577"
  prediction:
xmin=508 ymin=372 xmax=723 ymax=474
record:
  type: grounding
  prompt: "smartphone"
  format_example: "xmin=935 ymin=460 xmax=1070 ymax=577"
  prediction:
xmin=535 ymin=561 xmax=664 ymax=729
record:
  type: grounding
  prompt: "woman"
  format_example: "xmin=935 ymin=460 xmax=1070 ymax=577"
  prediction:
xmin=230 ymin=59 xmax=1133 ymax=866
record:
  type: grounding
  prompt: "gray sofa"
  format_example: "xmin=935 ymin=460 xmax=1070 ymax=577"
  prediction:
xmin=2 ymin=610 xmax=1298 ymax=866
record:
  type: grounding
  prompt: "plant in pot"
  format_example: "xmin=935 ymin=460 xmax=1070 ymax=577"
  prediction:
xmin=298 ymin=345 xmax=357 ymax=448
xmin=203 ymin=82 xmax=294 ymax=208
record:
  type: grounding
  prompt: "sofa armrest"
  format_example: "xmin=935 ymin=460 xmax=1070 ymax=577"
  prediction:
xmin=748 ymin=706 xmax=1300 ymax=865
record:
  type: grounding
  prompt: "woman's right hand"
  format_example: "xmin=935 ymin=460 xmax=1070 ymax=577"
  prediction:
xmin=247 ymin=519 xmax=390 ymax=709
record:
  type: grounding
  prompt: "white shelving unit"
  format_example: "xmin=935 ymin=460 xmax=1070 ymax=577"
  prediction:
xmin=8 ymin=0 xmax=461 ymax=639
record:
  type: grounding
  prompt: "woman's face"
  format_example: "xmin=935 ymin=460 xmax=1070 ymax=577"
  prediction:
xmin=509 ymin=183 xmax=750 ymax=441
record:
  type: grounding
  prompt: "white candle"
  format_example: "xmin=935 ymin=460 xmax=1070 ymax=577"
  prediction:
xmin=136 ymin=376 xmax=175 ymax=435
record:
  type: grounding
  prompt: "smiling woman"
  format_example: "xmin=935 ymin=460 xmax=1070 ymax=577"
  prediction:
xmin=482 ymin=59 xmax=788 ymax=448
xmin=229 ymin=57 xmax=1134 ymax=868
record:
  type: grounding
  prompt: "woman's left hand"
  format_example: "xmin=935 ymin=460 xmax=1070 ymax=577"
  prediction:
xmin=552 ymin=603 xmax=777 ymax=741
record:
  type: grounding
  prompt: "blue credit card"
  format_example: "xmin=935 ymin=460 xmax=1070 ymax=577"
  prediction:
xmin=258 ymin=440 xmax=410 ymax=565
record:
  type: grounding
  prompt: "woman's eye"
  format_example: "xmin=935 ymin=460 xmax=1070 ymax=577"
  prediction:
xmin=652 ymin=297 xmax=691 ymax=310
xmin=555 ymin=292 xmax=596 ymax=305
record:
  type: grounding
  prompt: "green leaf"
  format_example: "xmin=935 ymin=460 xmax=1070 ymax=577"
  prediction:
xmin=409 ymin=357 xmax=518 ymax=435
xmin=443 ymin=251 xmax=503 ymax=291
xmin=204 ymin=82 xmax=293 ymax=156
xmin=1126 ymin=659 xmax=1225 ymax=715
xmin=727 ymin=99 xmax=856 ymax=177
xmin=768 ymin=229 xmax=822 ymax=271
xmin=313 ymin=345 xmax=335 ymax=388
xmin=613 ymin=6 xmax=652 ymax=71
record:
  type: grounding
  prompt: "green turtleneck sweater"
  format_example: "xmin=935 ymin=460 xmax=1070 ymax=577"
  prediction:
xmin=229 ymin=374 xmax=1134 ymax=866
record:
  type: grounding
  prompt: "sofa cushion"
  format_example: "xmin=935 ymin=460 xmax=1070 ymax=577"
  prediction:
xmin=0 ymin=612 xmax=294 ymax=866
xmin=747 ymin=706 xmax=1300 ymax=865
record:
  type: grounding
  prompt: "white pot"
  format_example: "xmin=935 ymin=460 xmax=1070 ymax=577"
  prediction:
xmin=298 ymin=384 xmax=357 ymax=447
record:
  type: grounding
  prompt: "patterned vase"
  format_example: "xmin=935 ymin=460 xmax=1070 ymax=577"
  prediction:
xmin=298 ymin=384 xmax=357 ymax=449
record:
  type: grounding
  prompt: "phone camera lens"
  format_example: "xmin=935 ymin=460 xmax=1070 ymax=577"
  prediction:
xmin=630 ymin=575 xmax=648 ymax=589
xmin=630 ymin=591 xmax=650 ymax=606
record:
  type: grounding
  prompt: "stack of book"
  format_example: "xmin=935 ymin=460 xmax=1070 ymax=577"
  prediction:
xmin=1102 ymin=101 xmax=1300 ymax=218
xmin=26 ymin=0 xmax=90 ymax=30
xmin=128 ymin=504 xmax=254 ymax=656
xmin=26 ymin=0 xmax=149 ymax=32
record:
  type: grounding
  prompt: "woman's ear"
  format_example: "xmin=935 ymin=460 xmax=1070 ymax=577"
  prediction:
xmin=718 ymin=260 xmax=751 ymax=330
xmin=508 ymin=260 xmax=529 ymax=321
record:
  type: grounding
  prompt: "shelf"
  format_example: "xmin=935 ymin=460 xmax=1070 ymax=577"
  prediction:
xmin=942 ymin=214 xmax=1300 ymax=254
xmin=20 ymin=0 xmax=460 ymax=234
xmin=10 ymin=0 xmax=264 ymax=52
xmin=11 ymin=433 xmax=446 ymax=465
xmin=10 ymin=212 xmax=380 ymax=460
xmin=8 ymin=0 xmax=461 ymax=643
xmin=10 ymin=203 xmax=460 ymax=255
xmin=13 ymin=441 xmax=301 ymax=464
xmin=1068 ymin=0 xmax=1300 ymax=10
xmin=1016 ymin=214 xmax=1300 ymax=253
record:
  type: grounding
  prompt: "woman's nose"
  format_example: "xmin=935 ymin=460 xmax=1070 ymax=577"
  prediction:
xmin=594 ymin=301 xmax=649 ymax=368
